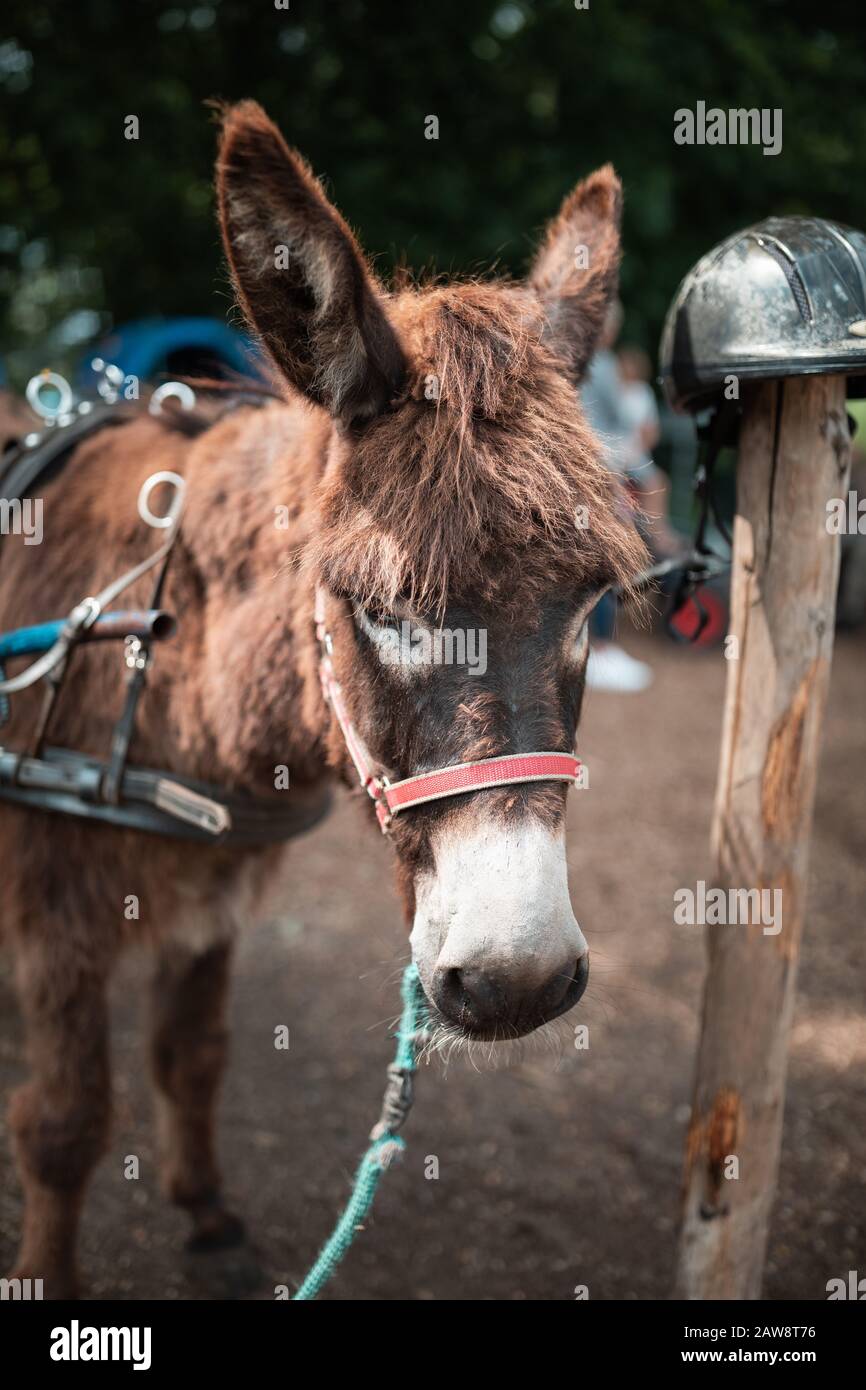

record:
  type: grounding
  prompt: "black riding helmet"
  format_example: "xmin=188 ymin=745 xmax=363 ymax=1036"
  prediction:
xmin=659 ymin=216 xmax=866 ymax=412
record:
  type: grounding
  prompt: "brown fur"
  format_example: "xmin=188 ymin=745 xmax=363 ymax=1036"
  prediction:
xmin=313 ymin=280 xmax=643 ymax=617
xmin=0 ymin=102 xmax=647 ymax=1296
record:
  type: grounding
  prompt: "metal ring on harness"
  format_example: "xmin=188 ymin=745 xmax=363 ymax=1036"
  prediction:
xmin=0 ymin=525 xmax=181 ymax=696
xmin=0 ymin=379 xmax=329 ymax=847
xmin=137 ymin=470 xmax=186 ymax=530
xmin=25 ymin=370 xmax=75 ymax=422
xmin=148 ymin=381 xmax=197 ymax=416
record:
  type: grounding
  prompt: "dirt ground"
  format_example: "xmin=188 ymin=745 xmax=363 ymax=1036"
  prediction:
xmin=1 ymin=628 xmax=864 ymax=1301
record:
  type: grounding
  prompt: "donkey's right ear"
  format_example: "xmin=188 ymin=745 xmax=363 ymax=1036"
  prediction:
xmin=217 ymin=101 xmax=405 ymax=423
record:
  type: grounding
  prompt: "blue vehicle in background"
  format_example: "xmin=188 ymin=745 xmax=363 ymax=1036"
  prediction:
xmin=76 ymin=316 xmax=265 ymax=392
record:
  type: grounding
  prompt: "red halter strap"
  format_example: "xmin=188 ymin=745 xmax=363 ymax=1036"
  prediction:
xmin=315 ymin=587 xmax=582 ymax=833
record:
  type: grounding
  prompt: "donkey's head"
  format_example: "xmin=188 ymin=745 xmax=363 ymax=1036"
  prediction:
xmin=218 ymin=103 xmax=647 ymax=1041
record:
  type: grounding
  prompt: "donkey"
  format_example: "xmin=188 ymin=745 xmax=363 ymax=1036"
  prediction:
xmin=0 ymin=101 xmax=646 ymax=1297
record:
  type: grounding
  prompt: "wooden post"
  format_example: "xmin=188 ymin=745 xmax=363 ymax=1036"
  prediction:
xmin=674 ymin=375 xmax=852 ymax=1300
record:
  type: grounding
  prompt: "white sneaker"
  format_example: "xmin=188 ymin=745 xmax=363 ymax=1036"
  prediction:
xmin=586 ymin=642 xmax=653 ymax=693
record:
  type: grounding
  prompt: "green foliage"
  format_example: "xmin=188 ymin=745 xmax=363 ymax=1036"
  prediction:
xmin=1 ymin=0 xmax=864 ymax=383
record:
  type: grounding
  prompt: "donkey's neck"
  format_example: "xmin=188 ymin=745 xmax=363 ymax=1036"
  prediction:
xmin=174 ymin=398 xmax=334 ymax=795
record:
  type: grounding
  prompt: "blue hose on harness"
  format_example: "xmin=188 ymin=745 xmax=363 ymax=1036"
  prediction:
xmin=0 ymin=618 xmax=74 ymax=660
xmin=0 ymin=610 xmax=175 ymax=661
xmin=0 ymin=618 xmax=75 ymax=725
xmin=0 ymin=609 xmax=175 ymax=726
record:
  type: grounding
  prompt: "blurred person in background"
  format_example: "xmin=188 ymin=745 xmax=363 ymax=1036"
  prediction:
xmin=616 ymin=344 xmax=684 ymax=561
xmin=580 ymin=304 xmax=656 ymax=691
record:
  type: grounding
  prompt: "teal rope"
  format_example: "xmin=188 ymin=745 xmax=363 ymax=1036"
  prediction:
xmin=292 ymin=963 xmax=427 ymax=1301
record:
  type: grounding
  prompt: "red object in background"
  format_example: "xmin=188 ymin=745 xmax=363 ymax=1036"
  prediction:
xmin=669 ymin=589 xmax=727 ymax=645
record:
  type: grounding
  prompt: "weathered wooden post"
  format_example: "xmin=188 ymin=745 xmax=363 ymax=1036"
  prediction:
xmin=659 ymin=218 xmax=865 ymax=1299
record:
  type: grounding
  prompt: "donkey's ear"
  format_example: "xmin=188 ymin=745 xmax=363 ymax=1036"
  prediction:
xmin=217 ymin=101 xmax=405 ymax=422
xmin=528 ymin=165 xmax=622 ymax=385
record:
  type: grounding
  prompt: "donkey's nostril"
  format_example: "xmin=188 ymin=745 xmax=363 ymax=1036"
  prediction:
xmin=536 ymin=966 xmax=572 ymax=1015
xmin=568 ymin=951 xmax=590 ymax=1006
xmin=439 ymin=966 xmax=505 ymax=1025
xmin=430 ymin=953 xmax=588 ymax=1037
xmin=439 ymin=967 xmax=465 ymax=1014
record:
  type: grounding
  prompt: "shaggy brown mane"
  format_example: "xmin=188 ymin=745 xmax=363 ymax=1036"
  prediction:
xmin=311 ymin=280 xmax=646 ymax=617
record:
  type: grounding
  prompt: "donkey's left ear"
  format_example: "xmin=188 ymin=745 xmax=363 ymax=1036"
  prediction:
xmin=528 ymin=165 xmax=622 ymax=385
xmin=217 ymin=101 xmax=405 ymax=423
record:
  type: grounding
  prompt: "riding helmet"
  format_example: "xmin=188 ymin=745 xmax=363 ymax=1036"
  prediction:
xmin=659 ymin=216 xmax=866 ymax=411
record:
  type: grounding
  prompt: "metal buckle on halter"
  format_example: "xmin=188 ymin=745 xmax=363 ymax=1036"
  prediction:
xmin=369 ymin=775 xmax=393 ymax=833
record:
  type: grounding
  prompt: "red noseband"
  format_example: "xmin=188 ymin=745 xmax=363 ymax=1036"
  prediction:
xmin=315 ymin=588 xmax=583 ymax=833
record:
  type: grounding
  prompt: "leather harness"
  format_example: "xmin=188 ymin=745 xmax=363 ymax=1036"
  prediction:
xmin=0 ymin=398 xmax=331 ymax=845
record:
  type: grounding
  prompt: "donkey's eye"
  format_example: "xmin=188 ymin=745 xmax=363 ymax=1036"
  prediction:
xmin=368 ymin=605 xmax=398 ymax=629
xmin=353 ymin=602 xmax=400 ymax=636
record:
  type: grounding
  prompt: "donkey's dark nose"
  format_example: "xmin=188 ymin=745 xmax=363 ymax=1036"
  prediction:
xmin=432 ymin=954 xmax=589 ymax=1036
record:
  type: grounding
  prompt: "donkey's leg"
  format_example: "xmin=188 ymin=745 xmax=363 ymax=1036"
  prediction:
xmin=149 ymin=939 xmax=244 ymax=1252
xmin=7 ymin=942 xmax=111 ymax=1299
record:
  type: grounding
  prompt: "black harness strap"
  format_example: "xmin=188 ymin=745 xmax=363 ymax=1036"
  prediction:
xmin=0 ymin=390 xmax=328 ymax=848
xmin=101 ymin=534 xmax=177 ymax=805
xmin=0 ymin=402 xmax=132 ymax=502
xmin=0 ymin=747 xmax=332 ymax=845
xmin=1 ymin=407 xmax=127 ymax=725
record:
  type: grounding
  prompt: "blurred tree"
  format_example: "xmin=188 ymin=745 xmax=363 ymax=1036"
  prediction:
xmin=1 ymin=0 xmax=865 ymax=383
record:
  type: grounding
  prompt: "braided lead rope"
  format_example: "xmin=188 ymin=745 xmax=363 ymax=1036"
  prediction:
xmin=291 ymin=964 xmax=427 ymax=1301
